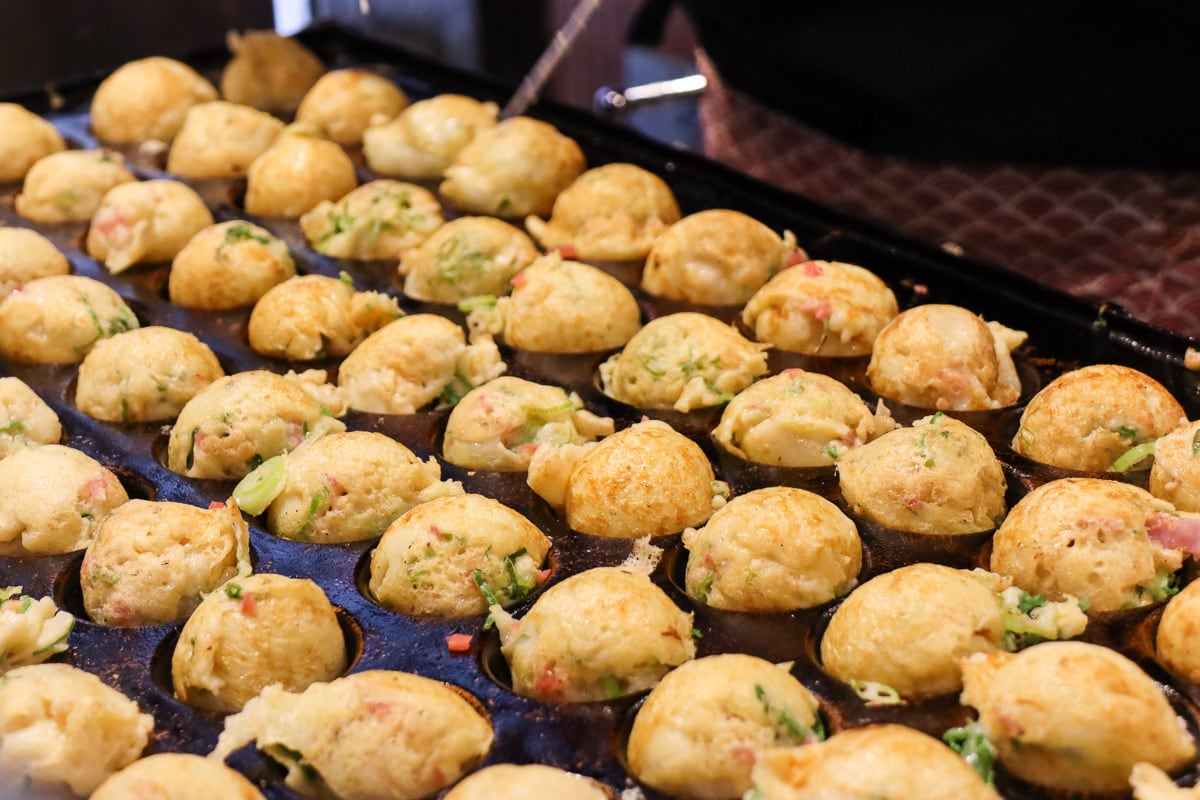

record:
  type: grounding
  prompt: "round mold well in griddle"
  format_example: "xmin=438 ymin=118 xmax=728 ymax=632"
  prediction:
xmin=498 ymin=344 xmax=616 ymax=394
xmin=764 ymin=349 xmax=873 ymax=391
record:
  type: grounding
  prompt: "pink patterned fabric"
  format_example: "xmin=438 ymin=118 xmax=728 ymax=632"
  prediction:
xmin=696 ymin=51 xmax=1200 ymax=338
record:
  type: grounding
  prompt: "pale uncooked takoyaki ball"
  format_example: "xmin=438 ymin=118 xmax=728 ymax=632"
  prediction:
xmin=0 ymin=104 xmax=65 ymax=183
xmin=166 ymin=100 xmax=285 ymax=178
xmin=442 ymin=376 xmax=614 ymax=471
xmin=211 ymin=670 xmax=493 ymax=800
xmin=440 ymin=116 xmax=586 ymax=218
xmin=1156 ymin=579 xmax=1200 ymax=684
xmin=742 ymin=259 xmax=899 ymax=356
xmin=364 ymin=93 xmax=499 ymax=180
xmin=600 ymin=312 xmax=767 ymax=412
xmin=248 ymin=273 xmax=402 ymax=360
xmin=0 ymin=444 xmax=128 ymax=556
xmin=0 ymin=226 xmax=69 ymax=295
xmin=295 ymin=68 xmax=408 ymax=145
xmin=867 ymin=304 xmax=1027 ymax=410
xmin=87 ymin=179 xmax=215 ymax=273
xmin=400 ymin=216 xmax=538 ymax=303
xmin=244 ymin=124 xmax=358 ymax=217
xmin=168 ymin=220 xmax=295 ymax=309
xmin=683 ymin=486 xmax=861 ymax=612
xmin=443 ymin=764 xmax=607 ymax=800
xmin=641 ymin=209 xmax=800 ymax=305
xmin=991 ymin=478 xmax=1182 ymax=612
xmin=81 ymin=499 xmax=250 ymax=626
xmin=713 ymin=369 xmax=895 ymax=467
xmin=369 ymin=493 xmax=550 ymax=616
xmin=15 ymin=149 xmax=136 ymax=223
xmin=267 ymin=431 xmax=462 ymax=543
xmin=470 ymin=254 xmax=641 ymax=353
xmin=300 ymin=179 xmax=443 ymax=259
xmin=173 ymin=573 xmax=347 ymax=712
xmin=820 ymin=564 xmax=1003 ymax=698
xmin=338 ymin=314 xmax=505 ymax=414
xmin=749 ymin=724 xmax=1002 ymax=800
xmin=961 ymin=642 xmax=1195 ymax=793
xmin=92 ymin=753 xmax=267 ymax=800
xmin=221 ymin=30 xmax=324 ymax=112
xmin=493 ymin=567 xmax=695 ymax=702
xmin=539 ymin=419 xmax=725 ymax=539
xmin=836 ymin=412 xmax=1008 ymax=534
xmin=525 ymin=162 xmax=681 ymax=261
xmin=0 ymin=377 xmax=60 ymax=458
xmin=76 ymin=326 xmax=224 ymax=422
xmin=91 ymin=56 xmax=218 ymax=143
xmin=168 ymin=369 xmax=344 ymax=480
xmin=0 ymin=664 xmax=153 ymax=797
xmin=1013 ymin=363 xmax=1187 ymax=472
xmin=628 ymin=654 xmax=823 ymax=799
xmin=0 ymin=274 xmax=138 ymax=364
xmin=1151 ymin=420 xmax=1200 ymax=512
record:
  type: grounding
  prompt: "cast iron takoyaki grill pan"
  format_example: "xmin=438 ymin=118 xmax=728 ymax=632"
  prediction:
xmin=3 ymin=22 xmax=1200 ymax=800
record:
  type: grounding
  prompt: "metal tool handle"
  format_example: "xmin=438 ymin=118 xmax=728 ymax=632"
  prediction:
xmin=593 ymin=73 xmax=707 ymax=113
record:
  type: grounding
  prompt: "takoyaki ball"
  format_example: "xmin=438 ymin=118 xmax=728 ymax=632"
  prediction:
xmin=75 ymin=326 xmax=224 ymax=422
xmin=1156 ymin=579 xmax=1200 ymax=684
xmin=1151 ymin=420 xmax=1200 ymax=512
xmin=90 ymin=56 xmax=218 ymax=143
xmin=168 ymin=369 xmax=345 ymax=480
xmin=627 ymin=654 xmax=823 ymax=799
xmin=15 ymin=149 xmax=136 ymax=223
xmin=0 ymin=274 xmax=138 ymax=364
xmin=442 ymin=376 xmax=614 ymax=472
xmin=166 ymin=100 xmax=285 ymax=178
xmin=168 ymin=220 xmax=295 ymax=309
xmin=243 ymin=123 xmax=358 ymax=218
xmin=248 ymin=273 xmax=402 ymax=360
xmin=172 ymin=573 xmax=347 ymax=712
xmin=683 ymin=486 xmax=861 ymax=613
xmin=748 ymin=724 xmax=1002 ymax=800
xmin=0 ymin=589 xmax=73 ymax=672
xmin=0 ymin=377 xmax=60 ymax=458
xmin=991 ymin=478 xmax=1183 ymax=612
xmin=599 ymin=312 xmax=768 ymax=412
xmin=221 ymin=30 xmax=326 ymax=113
xmin=0 ymin=664 xmax=153 ymax=797
xmin=712 ymin=369 xmax=895 ymax=468
xmin=836 ymin=412 xmax=1008 ymax=535
xmin=295 ymin=68 xmax=409 ymax=145
xmin=0 ymin=226 xmax=69 ymax=296
xmin=399 ymin=216 xmax=538 ymax=304
xmin=961 ymin=642 xmax=1196 ymax=793
xmin=337 ymin=314 xmax=506 ymax=415
xmin=443 ymin=764 xmax=608 ymax=800
xmin=820 ymin=564 xmax=1003 ymax=699
xmin=300 ymin=179 xmax=443 ymax=260
xmin=92 ymin=753 xmax=267 ymax=800
xmin=492 ymin=567 xmax=696 ymax=702
xmin=211 ymin=670 xmax=493 ymax=800
xmin=742 ymin=259 xmax=899 ymax=356
xmin=641 ymin=209 xmax=799 ymax=306
xmin=368 ymin=493 xmax=550 ymax=616
xmin=867 ymin=304 xmax=1027 ymax=411
xmin=87 ymin=179 xmax=215 ymax=273
xmin=440 ymin=116 xmax=586 ymax=218
xmin=0 ymin=444 xmax=128 ymax=556
xmin=0 ymin=104 xmax=65 ymax=183
xmin=363 ymin=93 xmax=499 ymax=180
xmin=80 ymin=499 xmax=251 ymax=626
xmin=531 ymin=419 xmax=727 ymax=538
xmin=468 ymin=254 xmax=641 ymax=353
xmin=525 ymin=162 xmax=682 ymax=261
xmin=1013 ymin=364 xmax=1187 ymax=473
xmin=267 ymin=431 xmax=462 ymax=543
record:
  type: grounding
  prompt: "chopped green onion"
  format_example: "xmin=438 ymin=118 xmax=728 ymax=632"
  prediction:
xmin=0 ymin=420 xmax=25 ymax=436
xmin=472 ymin=570 xmax=500 ymax=607
xmin=223 ymin=222 xmax=270 ymax=246
xmin=457 ymin=294 xmax=498 ymax=313
xmin=224 ymin=582 xmax=243 ymax=599
xmin=603 ymin=674 xmax=622 ymax=699
xmin=1110 ymin=441 xmax=1156 ymax=473
xmin=0 ymin=587 xmax=21 ymax=603
xmin=849 ymin=679 xmax=903 ymax=706
xmin=1017 ymin=591 xmax=1046 ymax=615
xmin=338 ymin=270 xmax=355 ymax=287
xmin=944 ymin=720 xmax=997 ymax=785
xmin=693 ymin=574 xmax=714 ymax=602
xmin=231 ymin=454 xmax=287 ymax=515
